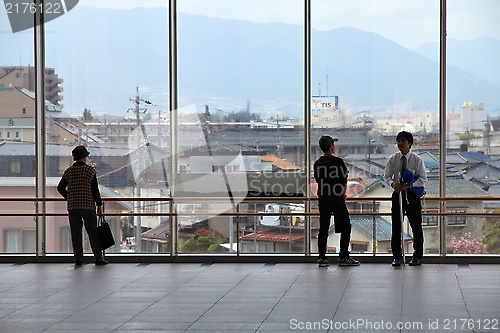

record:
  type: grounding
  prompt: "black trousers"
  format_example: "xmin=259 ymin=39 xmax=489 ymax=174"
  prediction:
xmin=318 ymin=197 xmax=351 ymax=259
xmin=391 ymin=191 xmax=424 ymax=259
xmin=68 ymin=209 xmax=103 ymax=262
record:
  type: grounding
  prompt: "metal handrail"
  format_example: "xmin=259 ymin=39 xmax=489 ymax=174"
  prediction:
xmin=1 ymin=196 xmax=499 ymax=216
xmin=1 ymin=196 xmax=500 ymax=202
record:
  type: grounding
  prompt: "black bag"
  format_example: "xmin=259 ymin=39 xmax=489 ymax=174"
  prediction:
xmin=96 ymin=214 xmax=115 ymax=250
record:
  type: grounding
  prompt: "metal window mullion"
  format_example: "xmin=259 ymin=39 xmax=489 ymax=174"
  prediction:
xmin=169 ymin=0 xmax=178 ymax=256
xmin=439 ymin=0 xmax=447 ymax=257
xmin=35 ymin=0 xmax=46 ymax=257
xmin=304 ymin=0 xmax=311 ymax=256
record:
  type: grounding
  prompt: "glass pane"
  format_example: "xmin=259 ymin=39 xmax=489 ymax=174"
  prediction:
xmin=44 ymin=1 xmax=170 ymax=254
xmin=0 ymin=5 xmax=36 ymax=253
xmin=237 ymin=200 xmax=306 ymax=254
xmin=312 ymin=0 xmax=439 ymax=257
xmin=176 ymin=0 xmax=304 ymax=254
xmin=446 ymin=0 xmax=500 ymax=255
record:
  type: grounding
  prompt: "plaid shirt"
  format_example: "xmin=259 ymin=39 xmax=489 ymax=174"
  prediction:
xmin=57 ymin=162 xmax=102 ymax=211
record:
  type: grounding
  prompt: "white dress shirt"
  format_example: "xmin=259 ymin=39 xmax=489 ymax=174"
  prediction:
xmin=384 ymin=151 xmax=427 ymax=188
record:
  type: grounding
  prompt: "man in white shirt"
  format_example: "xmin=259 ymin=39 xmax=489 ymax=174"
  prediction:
xmin=384 ymin=131 xmax=427 ymax=266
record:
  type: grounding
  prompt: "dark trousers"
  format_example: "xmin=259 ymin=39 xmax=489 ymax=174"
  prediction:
xmin=68 ymin=209 xmax=103 ymax=262
xmin=391 ymin=191 xmax=424 ymax=259
xmin=318 ymin=197 xmax=351 ymax=259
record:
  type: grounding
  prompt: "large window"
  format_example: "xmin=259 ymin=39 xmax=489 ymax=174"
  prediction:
xmin=312 ymin=0 xmax=439 ymax=256
xmin=43 ymin=0 xmax=170 ymax=254
xmin=446 ymin=0 xmax=500 ymax=255
xmin=176 ymin=0 xmax=305 ymax=254
xmin=0 ymin=1 xmax=499 ymax=257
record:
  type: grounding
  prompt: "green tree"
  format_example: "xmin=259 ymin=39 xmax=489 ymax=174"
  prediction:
xmin=459 ymin=132 xmax=476 ymax=151
xmin=180 ymin=233 xmax=229 ymax=253
xmin=82 ymin=108 xmax=95 ymax=122
xmin=222 ymin=110 xmax=261 ymax=122
xmin=484 ymin=216 xmax=500 ymax=254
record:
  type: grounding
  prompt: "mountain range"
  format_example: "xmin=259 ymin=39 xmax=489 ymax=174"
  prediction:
xmin=1 ymin=6 xmax=499 ymax=117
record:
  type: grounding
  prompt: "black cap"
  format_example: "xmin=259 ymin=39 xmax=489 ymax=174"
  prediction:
xmin=72 ymin=145 xmax=90 ymax=161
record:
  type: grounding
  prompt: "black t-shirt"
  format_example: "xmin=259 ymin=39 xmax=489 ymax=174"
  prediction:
xmin=313 ymin=155 xmax=348 ymax=199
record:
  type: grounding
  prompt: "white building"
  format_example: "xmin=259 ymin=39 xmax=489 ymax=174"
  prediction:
xmin=448 ymin=102 xmax=487 ymax=135
xmin=374 ymin=111 xmax=438 ymax=135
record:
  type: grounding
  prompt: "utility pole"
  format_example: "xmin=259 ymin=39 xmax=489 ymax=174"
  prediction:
xmin=127 ymin=86 xmax=148 ymax=253
xmin=484 ymin=118 xmax=491 ymax=157
xmin=485 ymin=118 xmax=491 ymax=181
xmin=276 ymin=116 xmax=282 ymax=158
xmin=128 ymin=86 xmax=147 ymax=130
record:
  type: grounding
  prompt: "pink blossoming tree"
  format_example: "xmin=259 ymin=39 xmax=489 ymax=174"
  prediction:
xmin=448 ymin=232 xmax=487 ymax=254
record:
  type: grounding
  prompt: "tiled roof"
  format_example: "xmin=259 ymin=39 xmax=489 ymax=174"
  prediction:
xmin=352 ymin=175 xmax=486 ymax=198
xmin=485 ymin=160 xmax=500 ymax=169
xmin=442 ymin=153 xmax=469 ymax=164
xmin=426 ymin=175 xmax=486 ymax=196
xmin=351 ymin=177 xmax=391 ymax=196
xmin=194 ymin=228 xmax=224 ymax=237
xmin=417 ymin=151 xmax=438 ymax=162
xmin=261 ymin=154 xmax=300 ymax=171
xmin=239 ymin=230 xmax=304 ymax=242
xmin=142 ymin=222 xmax=170 ymax=243
xmin=459 ymin=151 xmax=492 ymax=161
xmin=349 ymin=216 xmax=411 ymax=242
xmin=343 ymin=154 xmax=392 ymax=162
xmin=310 ymin=215 xmax=411 ymax=242
xmin=345 ymin=160 xmax=385 ymax=176
xmin=424 ymin=161 xmax=454 ymax=169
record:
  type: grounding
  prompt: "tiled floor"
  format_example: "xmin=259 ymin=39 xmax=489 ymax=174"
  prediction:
xmin=0 ymin=262 xmax=499 ymax=332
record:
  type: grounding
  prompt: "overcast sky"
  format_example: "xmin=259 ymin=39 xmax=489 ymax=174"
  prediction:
xmin=83 ymin=0 xmax=500 ymax=49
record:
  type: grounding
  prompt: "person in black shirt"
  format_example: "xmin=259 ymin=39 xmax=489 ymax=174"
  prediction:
xmin=313 ymin=135 xmax=360 ymax=267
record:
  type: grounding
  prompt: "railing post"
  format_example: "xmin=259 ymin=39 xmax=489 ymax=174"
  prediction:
xmin=439 ymin=0 xmax=447 ymax=257
xmin=236 ymin=203 xmax=240 ymax=256
xmin=35 ymin=0 xmax=46 ymax=257
xmin=372 ymin=200 xmax=377 ymax=256
xmin=304 ymin=0 xmax=312 ymax=257
xmin=169 ymin=0 xmax=178 ymax=256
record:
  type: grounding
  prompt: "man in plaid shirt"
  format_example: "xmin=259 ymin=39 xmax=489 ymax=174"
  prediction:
xmin=57 ymin=146 xmax=108 ymax=266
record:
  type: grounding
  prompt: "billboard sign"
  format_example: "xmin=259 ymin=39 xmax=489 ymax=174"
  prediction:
xmin=311 ymin=96 xmax=338 ymax=112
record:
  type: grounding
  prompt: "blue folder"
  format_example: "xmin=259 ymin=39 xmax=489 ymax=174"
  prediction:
xmin=400 ymin=169 xmax=425 ymax=197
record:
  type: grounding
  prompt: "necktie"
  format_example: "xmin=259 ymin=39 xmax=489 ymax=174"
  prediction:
xmin=401 ymin=155 xmax=407 ymax=177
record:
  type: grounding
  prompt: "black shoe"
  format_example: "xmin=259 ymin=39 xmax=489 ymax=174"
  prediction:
xmin=391 ymin=258 xmax=401 ymax=266
xmin=74 ymin=260 xmax=83 ymax=267
xmin=409 ymin=257 xmax=422 ymax=266
xmin=338 ymin=258 xmax=360 ymax=266
xmin=318 ymin=258 xmax=329 ymax=267
xmin=95 ymin=259 xmax=108 ymax=266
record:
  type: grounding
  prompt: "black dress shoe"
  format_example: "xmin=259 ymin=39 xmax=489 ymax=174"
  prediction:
xmin=391 ymin=258 xmax=401 ymax=266
xmin=95 ymin=259 xmax=109 ymax=266
xmin=74 ymin=260 xmax=83 ymax=267
xmin=409 ymin=257 xmax=422 ymax=266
